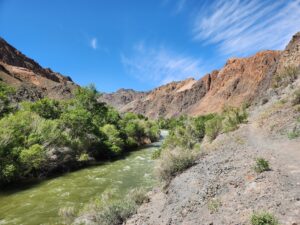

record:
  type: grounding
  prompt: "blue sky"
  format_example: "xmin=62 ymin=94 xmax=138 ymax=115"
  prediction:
xmin=0 ymin=0 xmax=300 ymax=92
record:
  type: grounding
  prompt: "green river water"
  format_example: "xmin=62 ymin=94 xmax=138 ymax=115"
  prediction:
xmin=0 ymin=131 xmax=167 ymax=225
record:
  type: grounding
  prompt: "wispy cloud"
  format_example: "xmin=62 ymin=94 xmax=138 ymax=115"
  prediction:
xmin=121 ymin=42 xmax=204 ymax=85
xmin=162 ymin=0 xmax=187 ymax=14
xmin=193 ymin=0 xmax=300 ymax=56
xmin=90 ymin=37 xmax=97 ymax=50
xmin=175 ymin=0 xmax=187 ymax=13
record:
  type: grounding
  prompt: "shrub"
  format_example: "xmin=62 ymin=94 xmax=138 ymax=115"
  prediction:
xmin=162 ymin=125 xmax=197 ymax=150
xmin=101 ymin=124 xmax=124 ymax=155
xmin=156 ymin=148 xmax=197 ymax=182
xmin=192 ymin=114 xmax=216 ymax=141
xmin=222 ymin=106 xmax=248 ymax=133
xmin=94 ymin=200 xmax=136 ymax=225
xmin=292 ymin=89 xmax=300 ymax=106
xmin=151 ymin=148 xmax=161 ymax=159
xmin=208 ymin=199 xmax=221 ymax=213
xmin=272 ymin=65 xmax=299 ymax=88
xmin=19 ymin=144 xmax=46 ymax=172
xmin=128 ymin=187 xmax=149 ymax=205
xmin=254 ymin=158 xmax=270 ymax=173
xmin=0 ymin=81 xmax=15 ymax=118
xmin=59 ymin=207 xmax=77 ymax=225
xmin=77 ymin=153 xmax=90 ymax=162
xmin=77 ymin=188 xmax=147 ymax=225
xmin=26 ymin=98 xmax=62 ymax=119
xmin=250 ymin=212 xmax=278 ymax=225
xmin=287 ymin=128 xmax=300 ymax=139
xmin=0 ymin=83 xmax=160 ymax=185
xmin=205 ymin=115 xmax=223 ymax=142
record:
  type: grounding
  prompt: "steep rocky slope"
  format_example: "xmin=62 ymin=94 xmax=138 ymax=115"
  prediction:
xmin=0 ymin=37 xmax=77 ymax=100
xmin=100 ymin=32 xmax=300 ymax=119
xmin=126 ymin=60 xmax=300 ymax=225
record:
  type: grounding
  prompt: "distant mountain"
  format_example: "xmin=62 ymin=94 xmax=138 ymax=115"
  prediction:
xmin=99 ymin=32 xmax=300 ymax=118
xmin=0 ymin=37 xmax=78 ymax=101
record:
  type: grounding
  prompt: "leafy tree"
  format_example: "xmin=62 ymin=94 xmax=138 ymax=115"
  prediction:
xmin=0 ymin=83 xmax=160 ymax=185
xmin=19 ymin=144 xmax=46 ymax=173
xmin=26 ymin=98 xmax=62 ymax=119
xmin=105 ymin=107 xmax=121 ymax=125
xmin=101 ymin=124 xmax=124 ymax=155
xmin=72 ymin=85 xmax=107 ymax=126
xmin=0 ymin=82 xmax=15 ymax=118
xmin=60 ymin=108 xmax=95 ymax=139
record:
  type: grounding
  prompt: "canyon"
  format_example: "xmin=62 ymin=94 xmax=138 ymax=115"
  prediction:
xmin=100 ymin=32 xmax=300 ymax=119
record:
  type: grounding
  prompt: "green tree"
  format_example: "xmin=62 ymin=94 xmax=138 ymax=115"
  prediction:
xmin=19 ymin=144 xmax=46 ymax=173
xmin=26 ymin=98 xmax=62 ymax=119
xmin=101 ymin=124 xmax=124 ymax=154
xmin=0 ymin=82 xmax=15 ymax=118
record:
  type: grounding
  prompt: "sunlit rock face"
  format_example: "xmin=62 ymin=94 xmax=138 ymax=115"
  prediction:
xmin=0 ymin=37 xmax=78 ymax=100
xmin=100 ymin=32 xmax=300 ymax=119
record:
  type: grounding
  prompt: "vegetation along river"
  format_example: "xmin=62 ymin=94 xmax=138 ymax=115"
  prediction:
xmin=0 ymin=130 xmax=168 ymax=225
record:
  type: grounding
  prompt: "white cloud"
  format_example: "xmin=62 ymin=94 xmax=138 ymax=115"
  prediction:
xmin=121 ymin=42 xmax=204 ymax=85
xmin=90 ymin=37 xmax=97 ymax=50
xmin=193 ymin=0 xmax=300 ymax=56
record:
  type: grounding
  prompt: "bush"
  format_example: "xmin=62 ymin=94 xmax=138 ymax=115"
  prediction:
xmin=0 ymin=81 xmax=15 ymax=118
xmin=250 ymin=212 xmax=278 ymax=225
xmin=292 ymin=89 xmax=300 ymax=106
xmin=208 ymin=199 xmax=221 ymax=213
xmin=26 ymin=98 xmax=62 ymax=119
xmin=151 ymin=148 xmax=161 ymax=159
xmin=156 ymin=148 xmax=197 ymax=182
xmin=162 ymin=125 xmax=198 ymax=150
xmin=128 ymin=188 xmax=149 ymax=205
xmin=0 ymin=83 xmax=160 ymax=185
xmin=75 ymin=188 xmax=148 ymax=225
xmin=101 ymin=124 xmax=124 ymax=155
xmin=272 ymin=66 xmax=299 ymax=88
xmin=222 ymin=106 xmax=248 ymax=133
xmin=287 ymin=129 xmax=300 ymax=139
xmin=205 ymin=115 xmax=223 ymax=142
xmin=192 ymin=114 xmax=215 ymax=140
xmin=254 ymin=158 xmax=270 ymax=173
xmin=94 ymin=200 xmax=136 ymax=225
xmin=19 ymin=144 xmax=46 ymax=172
xmin=59 ymin=207 xmax=77 ymax=225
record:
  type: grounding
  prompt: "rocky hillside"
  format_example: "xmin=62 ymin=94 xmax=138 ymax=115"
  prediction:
xmin=125 ymin=33 xmax=300 ymax=225
xmin=100 ymin=32 xmax=300 ymax=119
xmin=0 ymin=37 xmax=77 ymax=100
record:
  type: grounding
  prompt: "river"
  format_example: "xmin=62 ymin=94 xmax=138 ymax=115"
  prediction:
xmin=0 ymin=131 xmax=168 ymax=225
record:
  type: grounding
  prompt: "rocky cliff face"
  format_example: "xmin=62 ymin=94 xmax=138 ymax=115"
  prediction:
xmin=276 ymin=32 xmax=300 ymax=74
xmin=0 ymin=37 xmax=77 ymax=100
xmin=100 ymin=32 xmax=300 ymax=118
xmin=99 ymin=51 xmax=280 ymax=118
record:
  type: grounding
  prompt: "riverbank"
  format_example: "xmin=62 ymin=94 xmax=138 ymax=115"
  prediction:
xmin=0 ymin=135 xmax=166 ymax=225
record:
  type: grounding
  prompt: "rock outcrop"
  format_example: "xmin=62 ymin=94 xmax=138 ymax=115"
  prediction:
xmin=0 ymin=37 xmax=78 ymax=100
xmin=100 ymin=51 xmax=280 ymax=118
xmin=100 ymin=32 xmax=300 ymax=119
xmin=276 ymin=32 xmax=300 ymax=74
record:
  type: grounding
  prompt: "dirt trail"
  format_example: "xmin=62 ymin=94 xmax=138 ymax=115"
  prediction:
xmin=247 ymin=117 xmax=300 ymax=184
xmin=126 ymin=114 xmax=300 ymax=225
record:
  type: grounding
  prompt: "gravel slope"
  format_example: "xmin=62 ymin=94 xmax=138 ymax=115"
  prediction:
xmin=126 ymin=93 xmax=300 ymax=225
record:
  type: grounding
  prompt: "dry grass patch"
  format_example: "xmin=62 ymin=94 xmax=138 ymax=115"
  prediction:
xmin=155 ymin=148 xmax=197 ymax=182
